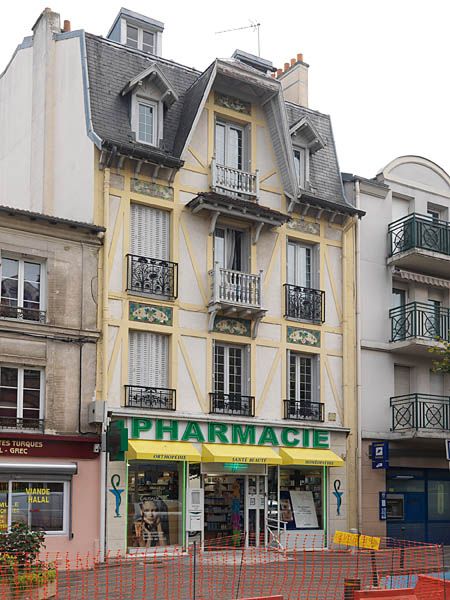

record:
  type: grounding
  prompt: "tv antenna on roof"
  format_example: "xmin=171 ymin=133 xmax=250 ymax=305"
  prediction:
xmin=215 ymin=20 xmax=261 ymax=56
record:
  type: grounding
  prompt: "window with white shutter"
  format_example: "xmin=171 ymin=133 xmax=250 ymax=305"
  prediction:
xmin=130 ymin=204 xmax=169 ymax=260
xmin=128 ymin=331 xmax=168 ymax=389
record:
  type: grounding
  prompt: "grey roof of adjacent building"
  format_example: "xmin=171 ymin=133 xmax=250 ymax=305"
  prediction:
xmin=0 ymin=205 xmax=105 ymax=234
xmin=285 ymin=102 xmax=354 ymax=211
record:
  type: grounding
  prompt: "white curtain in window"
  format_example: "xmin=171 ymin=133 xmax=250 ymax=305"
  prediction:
xmin=128 ymin=331 xmax=168 ymax=388
xmin=130 ymin=204 xmax=169 ymax=260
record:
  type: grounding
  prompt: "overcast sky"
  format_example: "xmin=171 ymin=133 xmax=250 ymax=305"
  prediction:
xmin=1 ymin=0 xmax=449 ymax=178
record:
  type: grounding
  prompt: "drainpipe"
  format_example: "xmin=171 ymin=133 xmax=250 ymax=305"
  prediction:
xmin=99 ymin=166 xmax=111 ymax=562
xmin=355 ymin=179 xmax=362 ymax=532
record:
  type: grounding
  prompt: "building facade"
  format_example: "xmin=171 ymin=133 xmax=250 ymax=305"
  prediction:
xmin=344 ymin=157 xmax=450 ymax=544
xmin=0 ymin=206 xmax=103 ymax=556
xmin=1 ymin=7 xmax=362 ymax=555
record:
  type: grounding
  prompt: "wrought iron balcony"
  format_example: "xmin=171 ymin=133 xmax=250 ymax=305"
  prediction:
xmin=126 ymin=254 xmax=178 ymax=299
xmin=125 ymin=385 xmax=176 ymax=411
xmin=389 ymin=213 xmax=450 ymax=257
xmin=211 ymin=158 xmax=259 ymax=201
xmin=210 ymin=392 xmax=255 ymax=417
xmin=0 ymin=417 xmax=45 ymax=432
xmin=283 ymin=400 xmax=325 ymax=422
xmin=390 ymin=301 xmax=450 ymax=342
xmin=391 ymin=394 xmax=450 ymax=432
xmin=210 ymin=263 xmax=263 ymax=310
xmin=284 ymin=284 xmax=325 ymax=323
xmin=0 ymin=303 xmax=46 ymax=323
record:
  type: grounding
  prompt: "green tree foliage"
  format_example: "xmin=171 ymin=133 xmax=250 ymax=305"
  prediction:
xmin=430 ymin=339 xmax=450 ymax=374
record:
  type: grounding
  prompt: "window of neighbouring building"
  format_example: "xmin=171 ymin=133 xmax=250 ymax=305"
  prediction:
xmin=0 ymin=481 xmax=68 ymax=534
xmin=0 ymin=366 xmax=43 ymax=430
xmin=0 ymin=256 xmax=45 ymax=321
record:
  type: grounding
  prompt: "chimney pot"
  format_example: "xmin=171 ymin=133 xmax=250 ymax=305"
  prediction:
xmin=284 ymin=62 xmax=290 ymax=71
xmin=63 ymin=19 xmax=71 ymax=32
xmin=290 ymin=58 xmax=296 ymax=66
xmin=276 ymin=68 xmax=283 ymax=78
xmin=297 ymin=53 xmax=304 ymax=62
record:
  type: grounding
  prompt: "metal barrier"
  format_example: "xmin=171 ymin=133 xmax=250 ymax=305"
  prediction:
xmin=0 ymin=535 xmax=444 ymax=600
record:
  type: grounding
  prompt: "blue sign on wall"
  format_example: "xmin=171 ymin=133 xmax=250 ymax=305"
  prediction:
xmin=379 ymin=491 xmax=387 ymax=520
xmin=372 ymin=441 xmax=389 ymax=469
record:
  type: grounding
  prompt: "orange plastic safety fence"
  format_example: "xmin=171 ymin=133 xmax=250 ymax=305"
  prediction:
xmin=0 ymin=535 xmax=445 ymax=600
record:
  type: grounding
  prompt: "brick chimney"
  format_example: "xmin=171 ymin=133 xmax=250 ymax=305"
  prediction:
xmin=275 ymin=53 xmax=309 ymax=107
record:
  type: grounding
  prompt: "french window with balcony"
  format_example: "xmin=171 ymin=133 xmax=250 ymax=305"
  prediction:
xmin=127 ymin=204 xmax=177 ymax=299
xmin=0 ymin=366 xmax=44 ymax=431
xmin=0 ymin=256 xmax=45 ymax=322
xmin=285 ymin=241 xmax=324 ymax=323
xmin=126 ymin=330 xmax=175 ymax=410
xmin=285 ymin=352 xmax=323 ymax=422
xmin=211 ymin=343 xmax=254 ymax=416
xmin=212 ymin=119 xmax=258 ymax=200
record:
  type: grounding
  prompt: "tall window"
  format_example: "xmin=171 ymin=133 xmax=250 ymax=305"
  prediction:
xmin=287 ymin=241 xmax=313 ymax=288
xmin=128 ymin=331 xmax=169 ymax=390
xmin=142 ymin=30 xmax=155 ymax=54
xmin=293 ymin=147 xmax=307 ymax=188
xmin=0 ymin=256 xmax=44 ymax=321
xmin=287 ymin=353 xmax=321 ymax=420
xmin=126 ymin=24 xmax=138 ymax=48
xmin=214 ymin=227 xmax=248 ymax=272
xmin=0 ymin=366 xmax=43 ymax=429
xmin=138 ymin=102 xmax=157 ymax=145
xmin=214 ymin=343 xmax=248 ymax=397
xmin=215 ymin=121 xmax=246 ymax=170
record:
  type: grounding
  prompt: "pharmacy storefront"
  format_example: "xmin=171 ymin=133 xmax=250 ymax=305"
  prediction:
xmin=105 ymin=417 xmax=347 ymax=553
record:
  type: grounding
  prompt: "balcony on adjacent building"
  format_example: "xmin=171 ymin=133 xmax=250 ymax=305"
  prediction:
xmin=210 ymin=392 xmax=255 ymax=417
xmin=0 ymin=303 xmax=46 ymax=323
xmin=283 ymin=400 xmax=325 ymax=422
xmin=284 ymin=284 xmax=325 ymax=323
xmin=126 ymin=254 xmax=178 ymax=299
xmin=0 ymin=417 xmax=45 ymax=432
xmin=125 ymin=385 xmax=176 ymax=411
xmin=390 ymin=302 xmax=450 ymax=354
xmin=391 ymin=394 xmax=450 ymax=434
xmin=211 ymin=158 xmax=259 ymax=202
xmin=388 ymin=213 xmax=450 ymax=277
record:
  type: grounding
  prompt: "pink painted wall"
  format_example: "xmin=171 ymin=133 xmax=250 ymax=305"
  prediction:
xmin=1 ymin=457 xmax=100 ymax=560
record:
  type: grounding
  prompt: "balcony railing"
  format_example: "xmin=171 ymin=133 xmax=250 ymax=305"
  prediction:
xmin=283 ymin=400 xmax=325 ymax=422
xmin=391 ymin=394 xmax=450 ymax=432
xmin=211 ymin=158 xmax=259 ymax=201
xmin=284 ymin=284 xmax=325 ymax=323
xmin=210 ymin=392 xmax=255 ymax=417
xmin=0 ymin=417 xmax=45 ymax=432
xmin=389 ymin=213 xmax=450 ymax=257
xmin=210 ymin=263 xmax=263 ymax=309
xmin=126 ymin=254 xmax=178 ymax=299
xmin=0 ymin=303 xmax=46 ymax=323
xmin=390 ymin=301 xmax=450 ymax=342
xmin=125 ymin=385 xmax=176 ymax=411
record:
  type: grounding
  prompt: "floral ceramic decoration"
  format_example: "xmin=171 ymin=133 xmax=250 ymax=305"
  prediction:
xmin=131 ymin=178 xmax=174 ymax=201
xmin=214 ymin=316 xmax=251 ymax=337
xmin=214 ymin=92 xmax=251 ymax=115
xmin=287 ymin=219 xmax=320 ymax=236
xmin=129 ymin=302 xmax=173 ymax=326
xmin=287 ymin=326 xmax=320 ymax=347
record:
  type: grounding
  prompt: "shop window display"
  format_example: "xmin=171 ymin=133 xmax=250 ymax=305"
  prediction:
xmin=279 ymin=467 xmax=323 ymax=529
xmin=204 ymin=475 xmax=244 ymax=543
xmin=127 ymin=461 xmax=183 ymax=549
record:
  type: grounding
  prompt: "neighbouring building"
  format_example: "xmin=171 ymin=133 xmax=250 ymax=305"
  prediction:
xmin=344 ymin=156 xmax=450 ymax=544
xmin=0 ymin=206 xmax=103 ymax=556
xmin=0 ymin=7 xmax=363 ymax=555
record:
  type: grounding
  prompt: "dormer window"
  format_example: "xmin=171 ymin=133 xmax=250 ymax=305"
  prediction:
xmin=142 ymin=31 xmax=155 ymax=54
xmin=290 ymin=116 xmax=326 ymax=191
xmin=121 ymin=63 xmax=178 ymax=148
xmin=293 ymin=147 xmax=307 ymax=189
xmin=126 ymin=24 xmax=138 ymax=49
xmin=107 ymin=9 xmax=164 ymax=57
xmin=138 ymin=101 xmax=157 ymax=145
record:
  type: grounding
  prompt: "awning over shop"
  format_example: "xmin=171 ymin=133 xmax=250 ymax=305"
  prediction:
xmin=127 ymin=440 xmax=201 ymax=462
xmin=280 ymin=448 xmax=344 ymax=467
xmin=202 ymin=444 xmax=282 ymax=465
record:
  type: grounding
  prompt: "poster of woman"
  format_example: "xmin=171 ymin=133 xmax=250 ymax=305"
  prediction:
xmin=134 ymin=496 xmax=170 ymax=547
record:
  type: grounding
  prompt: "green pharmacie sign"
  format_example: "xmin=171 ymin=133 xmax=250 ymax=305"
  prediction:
xmin=128 ymin=417 xmax=330 ymax=449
